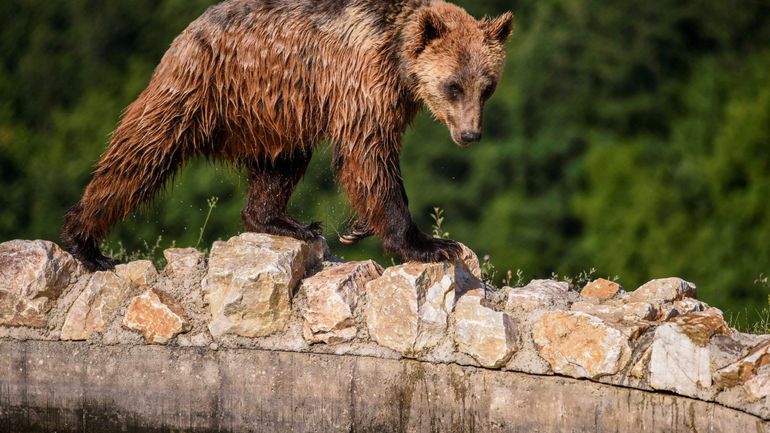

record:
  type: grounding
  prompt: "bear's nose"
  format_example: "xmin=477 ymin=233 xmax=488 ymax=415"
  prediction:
xmin=460 ymin=131 xmax=482 ymax=143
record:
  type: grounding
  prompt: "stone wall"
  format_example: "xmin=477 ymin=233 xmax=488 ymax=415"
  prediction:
xmin=1 ymin=234 xmax=769 ymax=432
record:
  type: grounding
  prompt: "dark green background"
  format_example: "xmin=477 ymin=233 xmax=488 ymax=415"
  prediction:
xmin=1 ymin=0 xmax=769 ymax=325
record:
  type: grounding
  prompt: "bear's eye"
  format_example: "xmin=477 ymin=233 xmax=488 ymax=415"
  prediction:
xmin=481 ymin=82 xmax=497 ymax=100
xmin=446 ymin=83 xmax=463 ymax=101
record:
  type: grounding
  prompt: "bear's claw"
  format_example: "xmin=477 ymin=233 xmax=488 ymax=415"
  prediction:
xmin=339 ymin=218 xmax=374 ymax=245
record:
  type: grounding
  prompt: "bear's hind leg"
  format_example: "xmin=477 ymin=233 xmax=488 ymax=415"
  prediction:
xmin=61 ymin=205 xmax=119 ymax=271
xmin=241 ymin=149 xmax=322 ymax=241
xmin=61 ymin=143 xmax=187 ymax=272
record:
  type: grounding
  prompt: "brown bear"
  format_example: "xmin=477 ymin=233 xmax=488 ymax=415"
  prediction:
xmin=61 ymin=0 xmax=514 ymax=271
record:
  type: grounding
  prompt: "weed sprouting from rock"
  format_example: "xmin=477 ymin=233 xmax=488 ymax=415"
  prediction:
xmin=196 ymin=196 xmax=219 ymax=249
xmin=101 ymin=236 xmax=168 ymax=268
xmin=431 ymin=207 xmax=450 ymax=239
xmin=99 ymin=196 xmax=219 ymax=268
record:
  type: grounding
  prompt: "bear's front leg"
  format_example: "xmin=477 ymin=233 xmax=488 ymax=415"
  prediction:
xmin=339 ymin=217 xmax=373 ymax=245
xmin=242 ymin=150 xmax=323 ymax=241
xmin=336 ymin=140 xmax=462 ymax=263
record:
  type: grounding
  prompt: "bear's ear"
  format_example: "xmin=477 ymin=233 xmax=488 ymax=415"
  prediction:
xmin=484 ymin=12 xmax=514 ymax=45
xmin=412 ymin=9 xmax=447 ymax=55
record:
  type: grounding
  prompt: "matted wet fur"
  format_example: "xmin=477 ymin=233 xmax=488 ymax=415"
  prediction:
xmin=61 ymin=0 xmax=514 ymax=271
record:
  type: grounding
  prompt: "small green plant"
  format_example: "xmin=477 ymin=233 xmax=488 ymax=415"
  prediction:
xmin=428 ymin=208 xmax=521 ymax=289
xmin=550 ymin=268 xmax=598 ymax=291
xmin=101 ymin=235 xmax=169 ymax=268
xmin=195 ymin=196 xmax=219 ymax=249
xmin=502 ymin=268 xmax=525 ymax=287
xmin=480 ymin=254 xmax=497 ymax=286
xmin=431 ymin=207 xmax=450 ymax=239
xmin=726 ymin=276 xmax=770 ymax=334
xmin=728 ymin=308 xmax=770 ymax=335
xmin=480 ymin=255 xmax=522 ymax=289
xmin=99 ymin=196 xmax=219 ymax=268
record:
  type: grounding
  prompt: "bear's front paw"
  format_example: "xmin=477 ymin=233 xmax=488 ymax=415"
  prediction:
xmin=395 ymin=233 xmax=463 ymax=263
xmin=339 ymin=218 xmax=373 ymax=245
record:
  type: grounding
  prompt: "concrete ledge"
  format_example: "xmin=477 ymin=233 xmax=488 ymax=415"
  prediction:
xmin=1 ymin=340 xmax=766 ymax=433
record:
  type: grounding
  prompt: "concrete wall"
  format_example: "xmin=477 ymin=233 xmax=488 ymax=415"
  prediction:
xmin=1 ymin=341 xmax=766 ymax=433
xmin=3 ymin=238 xmax=770 ymax=432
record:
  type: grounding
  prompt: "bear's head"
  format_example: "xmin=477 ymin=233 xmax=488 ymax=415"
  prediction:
xmin=402 ymin=3 xmax=513 ymax=146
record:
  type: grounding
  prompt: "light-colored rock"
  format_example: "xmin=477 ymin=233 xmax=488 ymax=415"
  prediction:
xmin=659 ymin=298 xmax=707 ymax=321
xmin=203 ymin=233 xmax=326 ymax=338
xmin=122 ymin=290 xmax=188 ymax=344
xmin=668 ymin=308 xmax=730 ymax=346
xmin=452 ymin=290 xmax=516 ymax=368
xmin=115 ymin=260 xmax=158 ymax=288
xmin=716 ymin=339 xmax=770 ymax=388
xmin=533 ymin=311 xmax=633 ymax=379
xmin=61 ymin=271 xmax=128 ymax=340
xmin=571 ymin=300 xmax=657 ymax=323
xmin=0 ymin=240 xmax=79 ymax=327
xmin=744 ymin=365 xmax=770 ymax=401
xmin=503 ymin=279 xmax=573 ymax=314
xmin=164 ymin=248 xmax=205 ymax=276
xmin=648 ymin=310 xmax=729 ymax=397
xmin=581 ymin=278 xmax=622 ymax=300
xmin=457 ymin=244 xmax=482 ymax=280
xmin=648 ymin=323 xmax=711 ymax=397
xmin=629 ymin=347 xmax=652 ymax=379
xmin=177 ymin=332 xmax=211 ymax=347
xmin=365 ymin=262 xmax=477 ymax=356
xmin=627 ymin=278 xmax=697 ymax=304
xmin=301 ymin=261 xmax=383 ymax=344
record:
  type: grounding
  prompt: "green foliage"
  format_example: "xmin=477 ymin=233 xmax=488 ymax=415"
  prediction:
xmin=480 ymin=254 xmax=497 ymax=287
xmin=757 ymin=274 xmax=769 ymax=290
xmin=196 ymin=197 xmax=219 ymax=250
xmin=728 ymin=290 xmax=770 ymax=335
xmin=431 ymin=207 xmax=450 ymax=239
xmin=549 ymin=268 xmax=600 ymax=292
xmin=2 ymin=0 xmax=770 ymax=327
xmin=101 ymin=236 xmax=168 ymax=269
xmin=504 ymin=269 xmax=526 ymax=288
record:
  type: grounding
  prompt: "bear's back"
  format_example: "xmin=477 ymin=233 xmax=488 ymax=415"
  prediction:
xmin=150 ymin=0 xmax=423 ymax=153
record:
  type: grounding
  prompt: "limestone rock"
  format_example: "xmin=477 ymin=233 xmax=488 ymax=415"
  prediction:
xmin=581 ymin=278 xmax=622 ymax=300
xmin=457 ymin=244 xmax=482 ymax=280
xmin=301 ymin=261 xmax=382 ymax=344
xmin=648 ymin=324 xmax=710 ymax=397
xmin=452 ymin=290 xmax=516 ymax=368
xmin=203 ymin=233 xmax=326 ymax=338
xmin=668 ymin=308 xmax=730 ymax=346
xmin=648 ymin=310 xmax=729 ymax=397
xmin=503 ymin=279 xmax=573 ymax=314
xmin=629 ymin=347 xmax=653 ymax=379
xmin=164 ymin=248 xmax=205 ymax=276
xmin=659 ymin=298 xmax=707 ymax=321
xmin=115 ymin=260 xmax=158 ymax=288
xmin=533 ymin=311 xmax=633 ymax=379
xmin=744 ymin=365 xmax=770 ymax=401
xmin=627 ymin=277 xmax=697 ymax=304
xmin=122 ymin=290 xmax=188 ymax=344
xmin=365 ymin=262 xmax=477 ymax=356
xmin=715 ymin=339 xmax=770 ymax=388
xmin=570 ymin=300 xmax=657 ymax=323
xmin=177 ymin=333 xmax=211 ymax=347
xmin=61 ymin=271 xmax=128 ymax=340
xmin=0 ymin=240 xmax=79 ymax=327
